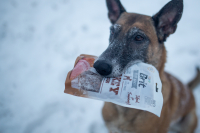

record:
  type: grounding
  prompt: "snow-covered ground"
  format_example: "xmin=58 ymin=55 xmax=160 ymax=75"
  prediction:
xmin=0 ymin=0 xmax=200 ymax=133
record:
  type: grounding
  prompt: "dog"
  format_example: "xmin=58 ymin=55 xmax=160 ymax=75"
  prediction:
xmin=93 ymin=0 xmax=200 ymax=132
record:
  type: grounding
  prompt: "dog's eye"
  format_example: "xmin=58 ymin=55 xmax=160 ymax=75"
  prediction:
xmin=134 ymin=35 xmax=144 ymax=41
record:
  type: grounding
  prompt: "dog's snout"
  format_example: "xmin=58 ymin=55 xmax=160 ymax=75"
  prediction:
xmin=94 ymin=60 xmax=112 ymax=76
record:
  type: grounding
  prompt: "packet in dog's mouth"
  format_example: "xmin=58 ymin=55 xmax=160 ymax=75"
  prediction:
xmin=65 ymin=54 xmax=163 ymax=117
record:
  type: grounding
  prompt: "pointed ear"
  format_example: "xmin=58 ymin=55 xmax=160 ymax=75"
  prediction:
xmin=152 ymin=0 xmax=183 ymax=43
xmin=106 ymin=0 xmax=126 ymax=24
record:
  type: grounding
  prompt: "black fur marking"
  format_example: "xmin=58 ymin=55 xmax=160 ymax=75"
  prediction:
xmin=98 ymin=27 xmax=149 ymax=77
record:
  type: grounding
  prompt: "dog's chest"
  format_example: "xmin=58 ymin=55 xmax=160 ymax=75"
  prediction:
xmin=106 ymin=115 xmax=134 ymax=133
xmin=105 ymin=105 xmax=139 ymax=133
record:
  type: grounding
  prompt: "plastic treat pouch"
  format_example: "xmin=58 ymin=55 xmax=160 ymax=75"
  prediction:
xmin=65 ymin=54 xmax=163 ymax=117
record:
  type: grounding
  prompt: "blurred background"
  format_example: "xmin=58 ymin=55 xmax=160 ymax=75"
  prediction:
xmin=0 ymin=0 xmax=200 ymax=133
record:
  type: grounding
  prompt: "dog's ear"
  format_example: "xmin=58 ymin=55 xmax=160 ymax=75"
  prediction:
xmin=106 ymin=0 xmax=126 ymax=24
xmin=152 ymin=0 xmax=183 ymax=43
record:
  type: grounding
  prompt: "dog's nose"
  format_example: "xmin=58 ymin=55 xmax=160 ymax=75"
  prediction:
xmin=94 ymin=60 xmax=112 ymax=76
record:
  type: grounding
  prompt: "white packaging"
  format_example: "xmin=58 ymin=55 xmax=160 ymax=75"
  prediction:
xmin=71 ymin=62 xmax=163 ymax=117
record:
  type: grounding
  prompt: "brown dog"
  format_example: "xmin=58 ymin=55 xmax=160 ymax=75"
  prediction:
xmin=92 ymin=0 xmax=200 ymax=133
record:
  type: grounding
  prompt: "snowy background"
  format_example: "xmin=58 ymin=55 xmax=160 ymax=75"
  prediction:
xmin=0 ymin=0 xmax=200 ymax=133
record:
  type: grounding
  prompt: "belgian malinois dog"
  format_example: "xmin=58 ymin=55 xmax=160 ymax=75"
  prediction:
xmin=93 ymin=0 xmax=200 ymax=132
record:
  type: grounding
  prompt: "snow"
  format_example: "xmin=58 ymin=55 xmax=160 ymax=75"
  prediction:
xmin=0 ymin=0 xmax=200 ymax=133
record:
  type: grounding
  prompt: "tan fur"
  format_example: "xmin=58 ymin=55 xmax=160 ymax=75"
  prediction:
xmin=102 ymin=12 xmax=198 ymax=133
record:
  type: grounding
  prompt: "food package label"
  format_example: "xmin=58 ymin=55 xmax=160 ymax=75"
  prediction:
xmin=66 ymin=56 xmax=163 ymax=117
xmin=99 ymin=63 xmax=163 ymax=117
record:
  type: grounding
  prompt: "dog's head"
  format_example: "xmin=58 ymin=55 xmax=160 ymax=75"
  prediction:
xmin=94 ymin=0 xmax=183 ymax=77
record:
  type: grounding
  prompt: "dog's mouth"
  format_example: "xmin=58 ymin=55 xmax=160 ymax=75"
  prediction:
xmin=76 ymin=58 xmax=142 ymax=93
xmin=93 ymin=58 xmax=142 ymax=78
